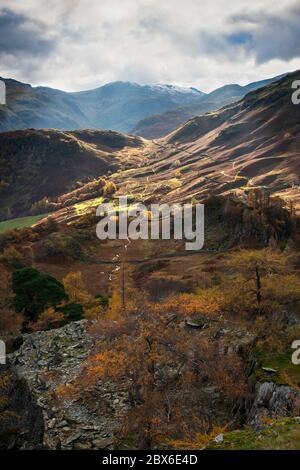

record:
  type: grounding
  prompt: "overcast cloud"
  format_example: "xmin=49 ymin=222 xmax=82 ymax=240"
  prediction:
xmin=0 ymin=0 xmax=300 ymax=92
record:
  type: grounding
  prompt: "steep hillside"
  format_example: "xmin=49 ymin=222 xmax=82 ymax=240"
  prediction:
xmin=0 ymin=128 xmax=144 ymax=220
xmin=0 ymin=79 xmax=91 ymax=131
xmin=132 ymin=76 xmax=284 ymax=138
xmin=0 ymin=78 xmax=203 ymax=133
xmin=115 ymin=71 xmax=300 ymax=209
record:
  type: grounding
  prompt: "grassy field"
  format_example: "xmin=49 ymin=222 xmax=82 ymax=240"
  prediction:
xmin=0 ymin=213 xmax=48 ymax=233
xmin=207 ymin=418 xmax=300 ymax=450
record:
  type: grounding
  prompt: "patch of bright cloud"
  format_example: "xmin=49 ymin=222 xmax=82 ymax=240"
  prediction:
xmin=0 ymin=0 xmax=299 ymax=92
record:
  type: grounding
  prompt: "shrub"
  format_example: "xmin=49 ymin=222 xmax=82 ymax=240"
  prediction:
xmin=12 ymin=267 xmax=67 ymax=322
xmin=57 ymin=303 xmax=84 ymax=321
xmin=31 ymin=307 xmax=66 ymax=331
xmin=0 ymin=246 xmax=26 ymax=269
xmin=0 ymin=266 xmax=23 ymax=340
xmin=62 ymin=271 xmax=91 ymax=304
xmin=41 ymin=232 xmax=82 ymax=260
xmin=95 ymin=294 xmax=109 ymax=307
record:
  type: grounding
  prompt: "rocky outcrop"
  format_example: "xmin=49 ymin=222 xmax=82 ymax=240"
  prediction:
xmin=5 ymin=316 xmax=295 ymax=449
xmin=7 ymin=320 xmax=129 ymax=449
xmin=247 ymin=381 xmax=300 ymax=430
xmin=3 ymin=317 xmax=257 ymax=450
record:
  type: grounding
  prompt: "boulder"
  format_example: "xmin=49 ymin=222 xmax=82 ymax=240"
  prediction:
xmin=247 ymin=381 xmax=300 ymax=429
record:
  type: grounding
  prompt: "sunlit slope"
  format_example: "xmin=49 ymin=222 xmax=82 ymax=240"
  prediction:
xmin=115 ymin=71 xmax=300 ymax=208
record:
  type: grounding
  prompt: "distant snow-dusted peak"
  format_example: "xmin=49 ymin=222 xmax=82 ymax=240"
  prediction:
xmin=145 ymin=83 xmax=204 ymax=96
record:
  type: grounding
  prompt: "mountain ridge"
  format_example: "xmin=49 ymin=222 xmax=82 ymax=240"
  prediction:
xmin=0 ymin=78 xmax=204 ymax=134
xmin=132 ymin=74 xmax=285 ymax=138
xmin=1 ymin=71 xmax=299 ymax=222
xmin=0 ymin=75 xmax=283 ymax=136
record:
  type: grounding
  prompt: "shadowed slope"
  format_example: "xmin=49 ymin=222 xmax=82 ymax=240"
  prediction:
xmin=0 ymin=128 xmax=144 ymax=219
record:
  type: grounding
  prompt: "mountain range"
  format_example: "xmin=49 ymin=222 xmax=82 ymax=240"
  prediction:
xmin=0 ymin=75 xmax=282 ymax=137
xmin=0 ymin=70 xmax=299 ymax=221
xmin=0 ymin=79 xmax=203 ymax=134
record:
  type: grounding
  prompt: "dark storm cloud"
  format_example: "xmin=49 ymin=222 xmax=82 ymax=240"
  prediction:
xmin=229 ymin=5 xmax=300 ymax=63
xmin=195 ymin=4 xmax=300 ymax=64
xmin=0 ymin=8 xmax=55 ymax=57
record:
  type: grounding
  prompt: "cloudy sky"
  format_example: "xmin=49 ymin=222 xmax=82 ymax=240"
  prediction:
xmin=0 ymin=0 xmax=300 ymax=92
